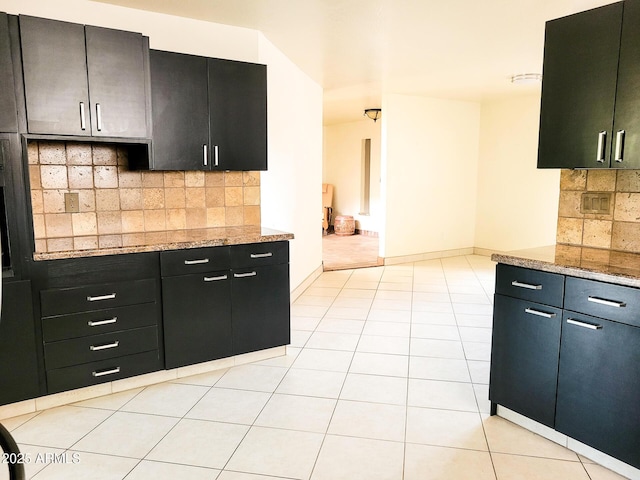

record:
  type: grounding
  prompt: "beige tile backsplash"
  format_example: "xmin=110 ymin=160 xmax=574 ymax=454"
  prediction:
xmin=557 ymin=169 xmax=640 ymax=253
xmin=29 ymin=141 xmax=261 ymax=253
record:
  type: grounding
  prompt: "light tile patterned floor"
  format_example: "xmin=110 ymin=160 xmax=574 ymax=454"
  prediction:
xmin=0 ymin=255 xmax=632 ymax=479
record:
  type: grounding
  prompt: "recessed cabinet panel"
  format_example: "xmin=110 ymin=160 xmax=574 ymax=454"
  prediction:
xmin=0 ymin=12 xmax=18 ymax=133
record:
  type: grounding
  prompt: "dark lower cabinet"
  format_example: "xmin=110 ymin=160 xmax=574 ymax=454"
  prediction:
xmin=162 ymin=271 xmax=232 ymax=369
xmin=231 ymin=263 xmax=290 ymax=355
xmin=489 ymin=294 xmax=562 ymax=427
xmin=555 ymin=311 xmax=640 ymax=470
xmin=0 ymin=280 xmax=41 ymax=405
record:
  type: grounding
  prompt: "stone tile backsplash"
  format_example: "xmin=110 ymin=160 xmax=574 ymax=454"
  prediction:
xmin=29 ymin=141 xmax=261 ymax=253
xmin=557 ymin=169 xmax=640 ymax=252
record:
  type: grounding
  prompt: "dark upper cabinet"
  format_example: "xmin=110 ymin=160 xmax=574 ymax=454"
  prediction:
xmin=19 ymin=15 xmax=149 ymax=138
xmin=0 ymin=13 xmax=18 ymax=133
xmin=208 ymin=58 xmax=267 ymax=171
xmin=149 ymin=49 xmax=267 ymax=171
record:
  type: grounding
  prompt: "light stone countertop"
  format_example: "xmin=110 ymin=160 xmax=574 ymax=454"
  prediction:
xmin=492 ymin=244 xmax=640 ymax=288
xmin=33 ymin=226 xmax=294 ymax=261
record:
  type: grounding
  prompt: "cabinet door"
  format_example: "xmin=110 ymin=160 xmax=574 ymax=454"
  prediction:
xmin=610 ymin=0 xmax=640 ymax=169
xmin=537 ymin=3 xmax=623 ymax=168
xmin=162 ymin=271 xmax=232 ymax=368
xmin=85 ymin=26 xmax=149 ymax=138
xmin=0 ymin=13 xmax=17 ymax=133
xmin=489 ymin=294 xmax=562 ymax=427
xmin=231 ymin=264 xmax=290 ymax=355
xmin=150 ymin=50 xmax=210 ymax=170
xmin=556 ymin=312 xmax=640 ymax=470
xmin=0 ymin=280 xmax=41 ymax=405
xmin=19 ymin=15 xmax=91 ymax=136
xmin=208 ymin=58 xmax=267 ymax=171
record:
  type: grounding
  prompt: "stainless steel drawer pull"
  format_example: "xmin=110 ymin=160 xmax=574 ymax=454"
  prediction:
xmin=596 ymin=131 xmax=606 ymax=163
xmin=524 ymin=308 xmax=556 ymax=319
xmin=184 ymin=258 xmax=210 ymax=265
xmin=250 ymin=253 xmax=273 ymax=259
xmin=587 ymin=296 xmax=626 ymax=308
xmin=214 ymin=145 xmax=219 ymax=167
xmin=88 ymin=317 xmax=118 ymax=327
xmin=614 ymin=130 xmax=625 ymax=163
xmin=87 ymin=293 xmax=116 ymax=302
xmin=90 ymin=341 xmax=120 ymax=351
xmin=96 ymin=103 xmax=102 ymax=131
xmin=203 ymin=144 xmax=208 ymax=166
xmin=204 ymin=275 xmax=228 ymax=282
xmin=512 ymin=281 xmax=542 ymax=290
xmin=234 ymin=272 xmax=257 ymax=278
xmin=80 ymin=102 xmax=86 ymax=130
xmin=567 ymin=318 xmax=603 ymax=330
xmin=92 ymin=367 xmax=120 ymax=377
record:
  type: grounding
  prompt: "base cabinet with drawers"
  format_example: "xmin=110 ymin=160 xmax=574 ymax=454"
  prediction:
xmin=490 ymin=263 xmax=640 ymax=470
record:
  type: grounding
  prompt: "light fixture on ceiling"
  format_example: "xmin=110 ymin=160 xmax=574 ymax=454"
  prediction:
xmin=364 ymin=108 xmax=382 ymax=122
xmin=510 ymin=73 xmax=543 ymax=85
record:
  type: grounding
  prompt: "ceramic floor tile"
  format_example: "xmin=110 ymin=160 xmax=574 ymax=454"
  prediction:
xmin=404 ymin=443 xmax=496 ymax=480
xmin=343 ymin=279 xmax=380 ymax=290
xmin=276 ymin=368 xmax=347 ymax=398
xmin=463 ymin=341 xmax=492 ymax=361
xmin=124 ymin=460 xmax=219 ymax=480
xmin=226 ymin=426 xmax=324 ymax=480
xmin=315 ymin=318 xmax=365 ymax=335
xmin=215 ymin=364 xmax=287 ymax=392
xmin=412 ymin=302 xmax=454 ymax=314
xmin=337 ymin=288 xmax=376 ymax=299
xmin=412 ymin=292 xmax=451 ymax=303
xmin=340 ymin=373 xmax=408 ymax=405
xmin=254 ymin=394 xmax=336 ymax=433
xmin=291 ymin=304 xmax=330 ymax=318
xmin=447 ymin=284 xmax=488 ymax=295
xmin=378 ymin=281 xmax=413 ymax=292
xmin=29 ymin=451 xmax=138 ymax=480
xmin=405 ymin=406 xmax=488 ymax=450
xmin=5 ymin=444 xmax=65 ymax=480
xmin=72 ymin=388 xmax=144 ymax=411
xmin=474 ymin=384 xmax=492 ymax=414
xmin=11 ymin=406 xmax=113 ymax=449
xmin=408 ymin=378 xmax=478 ymax=412
xmin=410 ymin=311 xmax=457 ymax=325
xmin=459 ymin=326 xmax=493 ymax=343
xmin=467 ymin=360 xmax=491 ymax=384
xmin=450 ymin=293 xmax=491 ymax=304
xmin=349 ymin=352 xmax=409 ymax=377
xmin=311 ymin=434 xmax=404 ymax=480
xmin=185 ymin=387 xmax=271 ymax=425
xmin=290 ymin=330 xmax=313 ymax=347
xmin=453 ymin=303 xmax=494 ymax=316
xmin=356 ymin=335 xmax=410 ymax=355
xmin=331 ymin=297 xmax=374 ymax=309
xmin=146 ymin=419 xmax=249 ymax=469
xmin=328 ymin=399 xmax=406 ymax=442
xmin=371 ymin=298 xmax=412 ymax=311
xmin=409 ymin=356 xmax=471 ymax=383
xmin=583 ymin=463 xmax=632 ymax=480
xmin=456 ymin=313 xmax=493 ymax=328
xmin=362 ymin=321 xmax=410 ymax=338
xmin=120 ymin=383 xmax=209 ymax=417
xmin=491 ymin=453 xmax=591 ymax=480
xmin=294 ymin=295 xmax=335 ymax=307
xmin=291 ymin=348 xmax=354 ymax=372
xmin=170 ymin=368 xmax=228 ymax=387
xmin=217 ymin=472 xmax=295 ymax=480
xmin=413 ymin=283 xmax=449 ymax=293
xmin=366 ymin=309 xmax=412 ymax=323
xmin=410 ymin=324 xmax=460 ymax=340
xmin=254 ymin=347 xmax=300 ymax=368
xmin=410 ymin=338 xmax=465 ymax=359
xmin=305 ymin=331 xmax=360 ymax=351
xmin=304 ymin=286 xmax=341 ymax=297
xmin=374 ymin=290 xmax=412 ymax=300
xmin=291 ymin=316 xmax=322 ymax=331
xmin=323 ymin=306 xmax=370 ymax=320
xmin=71 ymin=411 xmax=178 ymax=458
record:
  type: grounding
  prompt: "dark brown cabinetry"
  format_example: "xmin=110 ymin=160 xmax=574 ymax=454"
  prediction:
xmin=149 ymin=50 xmax=267 ymax=171
xmin=19 ymin=15 xmax=150 ymax=138
xmin=0 ymin=13 xmax=18 ymax=133
xmin=538 ymin=0 xmax=640 ymax=168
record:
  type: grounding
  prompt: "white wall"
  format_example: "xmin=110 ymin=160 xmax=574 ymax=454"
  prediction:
xmin=381 ymin=94 xmax=481 ymax=259
xmin=322 ymin=119 xmax=382 ymax=232
xmin=475 ymin=95 xmax=559 ymax=252
xmin=0 ymin=0 xmax=324 ymax=291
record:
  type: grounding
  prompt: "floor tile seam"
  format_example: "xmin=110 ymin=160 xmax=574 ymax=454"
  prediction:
xmin=404 ymin=439 xmax=491 ymax=454
xmin=405 ymin=402 xmax=485 ymax=415
xmin=400 ymin=261 xmax=417 ymax=478
xmin=219 ymin=467 xmax=300 ymax=480
xmin=488 ymin=450 xmax=586 ymax=463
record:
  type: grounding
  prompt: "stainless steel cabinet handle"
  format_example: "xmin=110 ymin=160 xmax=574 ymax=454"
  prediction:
xmin=92 ymin=367 xmax=120 ymax=377
xmin=88 ymin=317 xmax=118 ymax=327
xmin=596 ymin=131 xmax=606 ymax=163
xmin=184 ymin=258 xmax=209 ymax=265
xmin=250 ymin=253 xmax=273 ymax=259
xmin=524 ymin=307 xmax=556 ymax=318
xmin=204 ymin=275 xmax=228 ymax=282
xmin=90 ymin=341 xmax=119 ymax=351
xmin=96 ymin=103 xmax=102 ymax=131
xmin=214 ymin=145 xmax=219 ymax=167
xmin=234 ymin=271 xmax=257 ymax=278
xmin=587 ymin=296 xmax=626 ymax=308
xmin=511 ymin=280 xmax=542 ymax=290
xmin=567 ymin=318 xmax=603 ymax=330
xmin=87 ymin=293 xmax=116 ymax=302
xmin=80 ymin=102 xmax=86 ymax=130
xmin=614 ymin=130 xmax=625 ymax=162
xmin=203 ymin=144 xmax=208 ymax=166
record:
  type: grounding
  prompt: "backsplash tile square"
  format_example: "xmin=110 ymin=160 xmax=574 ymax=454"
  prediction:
xmin=29 ymin=141 xmax=261 ymax=253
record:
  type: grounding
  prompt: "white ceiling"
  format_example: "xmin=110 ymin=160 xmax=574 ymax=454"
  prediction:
xmin=94 ymin=0 xmax=616 ymax=124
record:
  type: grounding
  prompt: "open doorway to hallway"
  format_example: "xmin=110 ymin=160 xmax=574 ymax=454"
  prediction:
xmin=322 ymin=232 xmax=383 ymax=271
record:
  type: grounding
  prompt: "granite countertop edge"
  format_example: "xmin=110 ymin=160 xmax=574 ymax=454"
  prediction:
xmin=33 ymin=227 xmax=295 ymax=261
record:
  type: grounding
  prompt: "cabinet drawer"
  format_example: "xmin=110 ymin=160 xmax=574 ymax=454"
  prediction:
xmin=42 ymin=303 xmax=159 ymax=342
xmin=564 ymin=277 xmax=640 ymax=326
xmin=495 ymin=264 xmax=564 ymax=307
xmin=40 ymin=278 xmax=156 ymax=317
xmin=230 ymin=241 xmax=289 ymax=268
xmin=46 ymin=350 xmax=161 ymax=394
xmin=44 ymin=326 xmax=158 ymax=369
xmin=160 ymin=246 xmax=230 ymax=276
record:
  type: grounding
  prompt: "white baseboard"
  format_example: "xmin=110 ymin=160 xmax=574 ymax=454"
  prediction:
xmin=290 ymin=264 xmax=323 ymax=302
xmin=383 ymin=247 xmax=475 ymax=265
